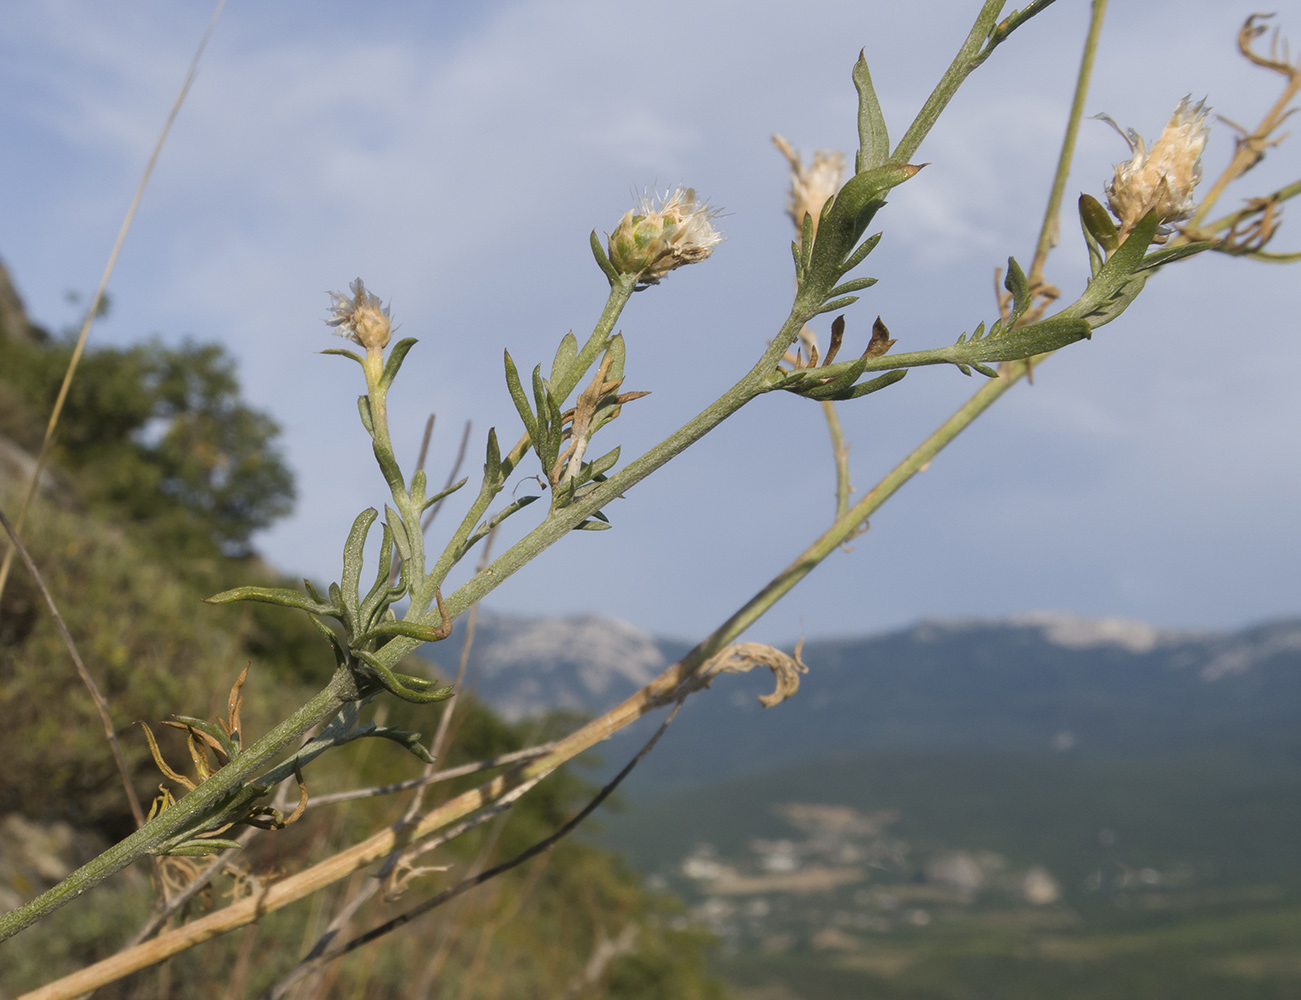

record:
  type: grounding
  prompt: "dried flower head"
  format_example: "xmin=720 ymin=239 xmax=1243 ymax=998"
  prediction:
xmin=772 ymin=134 xmax=846 ymax=243
xmin=1101 ymin=96 xmax=1211 ymax=241
xmin=326 ymin=278 xmax=393 ymax=352
xmin=607 ymin=187 xmax=723 ymax=283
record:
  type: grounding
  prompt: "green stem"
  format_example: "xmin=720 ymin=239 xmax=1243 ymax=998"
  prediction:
xmin=820 ymin=400 xmax=852 ymax=519
xmin=0 ymin=672 xmax=357 ymax=942
xmin=889 ymin=0 xmax=1062 ymax=167
xmin=501 ymin=275 xmax=638 ymax=477
xmin=364 ymin=308 xmax=809 ymax=668
xmin=1029 ymin=0 xmax=1107 ymax=285
xmin=678 ymin=360 xmax=1030 ymax=667
xmin=423 ymin=275 xmax=638 ymax=596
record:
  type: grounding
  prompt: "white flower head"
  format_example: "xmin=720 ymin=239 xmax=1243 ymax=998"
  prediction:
xmin=607 ymin=187 xmax=723 ymax=284
xmin=326 ymin=278 xmax=392 ymax=352
xmin=772 ymin=134 xmax=846 ymax=243
xmin=1101 ymin=96 xmax=1211 ymax=241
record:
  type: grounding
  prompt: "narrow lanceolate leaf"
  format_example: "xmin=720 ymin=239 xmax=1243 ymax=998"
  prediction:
xmin=827 ymin=275 xmax=879 ymax=298
xmin=1078 ymin=194 xmax=1120 ymax=252
xmin=1067 ymin=210 xmax=1161 ymax=327
xmin=385 ymin=505 xmax=411 ymax=563
xmin=1004 ymin=257 xmax=1031 ymax=323
xmin=816 ymin=296 xmax=860 ymax=315
xmin=853 ymin=50 xmax=890 ymax=172
xmin=357 ymin=395 xmax=375 ymax=436
xmin=205 ymin=585 xmax=332 ymax=614
xmin=354 ymin=619 xmax=452 ymax=645
xmin=1135 ymin=241 xmax=1214 ymax=272
xmin=378 ymin=337 xmax=419 ymax=393
xmin=484 ymin=428 xmax=501 ymax=486
xmin=841 ymin=232 xmax=882 ymax=273
xmin=550 ymin=331 xmax=579 ymax=386
xmin=320 ymin=347 xmax=365 ymax=366
xmin=421 ymin=477 xmax=468 ymax=513
xmin=590 ymin=229 xmax=619 ymax=284
xmin=806 ymin=165 xmax=919 ymax=301
xmin=584 ymin=445 xmax=621 ymax=481
xmin=840 ymin=368 xmax=908 ymax=399
xmin=341 ymin=508 xmax=379 ymax=623
xmin=503 ymin=351 xmax=538 ymax=442
xmin=358 ymin=725 xmax=437 ymax=765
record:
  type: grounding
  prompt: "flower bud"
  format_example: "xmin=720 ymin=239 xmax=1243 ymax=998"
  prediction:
xmin=607 ymin=187 xmax=723 ymax=283
xmin=326 ymin=278 xmax=393 ymax=352
xmin=1101 ymin=96 xmax=1210 ymax=241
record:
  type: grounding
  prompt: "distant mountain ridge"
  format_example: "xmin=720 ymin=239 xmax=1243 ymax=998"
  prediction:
xmin=425 ymin=612 xmax=1301 ymax=787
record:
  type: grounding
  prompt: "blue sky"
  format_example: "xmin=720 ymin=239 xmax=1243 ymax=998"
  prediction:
xmin=2 ymin=0 xmax=1298 ymax=643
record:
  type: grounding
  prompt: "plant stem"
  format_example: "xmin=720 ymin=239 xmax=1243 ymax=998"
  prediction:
xmin=820 ymin=400 xmax=852 ymax=519
xmin=1029 ymin=0 xmax=1108 ymax=285
xmin=436 ymin=309 xmax=808 ymax=630
xmin=423 ymin=276 xmax=637 ymax=599
xmin=890 ymin=0 xmax=1007 ymax=166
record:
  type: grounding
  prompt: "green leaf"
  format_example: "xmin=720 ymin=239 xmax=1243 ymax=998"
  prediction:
xmin=503 ymin=351 xmax=538 ymax=443
xmin=358 ymin=725 xmax=437 ymax=765
xmin=590 ymin=229 xmax=619 ymax=284
xmin=791 ymin=239 xmax=803 ymax=280
xmin=1135 ymin=241 xmax=1214 ymax=272
xmin=378 ymin=338 xmax=418 ymax=393
xmin=827 ymin=276 xmax=879 ymax=298
xmin=970 ymin=361 xmax=999 ymax=378
xmin=980 ymin=315 xmax=1094 ymax=359
xmin=484 ymin=428 xmax=501 ymax=486
xmin=550 ymin=331 xmax=579 ymax=386
xmin=320 ymin=347 xmax=365 ymax=366
xmin=841 ymin=232 xmax=882 ymax=273
xmin=353 ymin=651 xmax=454 ymax=704
xmin=584 ymin=445 xmax=621 ymax=481
xmin=421 ymin=476 xmax=469 ymax=513
xmin=384 ymin=505 xmax=411 ymax=563
xmin=308 ymin=614 xmax=348 ymax=667
xmin=532 ymin=366 xmax=561 ymax=472
xmin=340 ymin=508 xmax=378 ymax=627
xmin=359 ymin=522 xmax=398 ymax=626
xmin=1064 ymin=209 xmax=1160 ymax=328
xmin=853 ymin=50 xmax=890 ymax=172
xmin=816 ymin=164 xmax=918 ymax=267
xmin=410 ymin=469 xmax=427 ymax=509
xmin=815 ymin=296 xmax=860 ymax=315
xmin=573 ymin=519 xmax=613 ymax=531
xmin=840 ymin=368 xmax=908 ymax=399
xmin=171 ymin=716 xmax=240 ymax=760
xmin=354 ymin=619 xmax=451 ymax=645
xmin=1078 ymin=194 xmax=1120 ymax=253
xmin=1004 ymin=256 xmax=1031 ymax=323
xmin=204 ymin=585 xmax=331 ymax=615
xmin=357 ymin=395 xmax=374 ymax=436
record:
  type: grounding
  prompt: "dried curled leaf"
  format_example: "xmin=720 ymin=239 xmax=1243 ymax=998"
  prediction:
xmin=699 ymin=640 xmax=809 ymax=707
